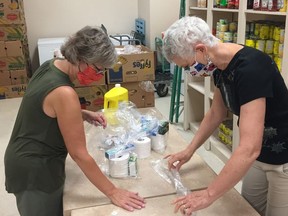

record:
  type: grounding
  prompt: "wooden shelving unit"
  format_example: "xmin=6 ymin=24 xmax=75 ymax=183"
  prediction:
xmin=184 ymin=0 xmax=288 ymax=163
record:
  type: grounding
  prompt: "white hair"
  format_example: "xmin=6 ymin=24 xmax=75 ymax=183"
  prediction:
xmin=163 ymin=16 xmax=219 ymax=62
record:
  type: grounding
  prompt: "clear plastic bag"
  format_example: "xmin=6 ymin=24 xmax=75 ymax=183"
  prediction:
xmin=151 ymin=158 xmax=197 ymax=216
xmin=151 ymin=158 xmax=190 ymax=196
xmin=139 ymin=80 xmax=155 ymax=92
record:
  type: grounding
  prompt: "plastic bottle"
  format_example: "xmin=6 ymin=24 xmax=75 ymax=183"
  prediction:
xmin=253 ymin=0 xmax=262 ymax=10
xmin=104 ymin=83 xmax=128 ymax=109
xmin=247 ymin=0 xmax=254 ymax=9
xmin=279 ymin=0 xmax=287 ymax=11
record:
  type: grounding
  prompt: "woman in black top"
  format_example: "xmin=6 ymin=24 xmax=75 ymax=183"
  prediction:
xmin=163 ymin=16 xmax=288 ymax=216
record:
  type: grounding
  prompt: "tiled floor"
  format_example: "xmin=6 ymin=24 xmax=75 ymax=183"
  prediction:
xmin=0 ymin=93 xmax=240 ymax=216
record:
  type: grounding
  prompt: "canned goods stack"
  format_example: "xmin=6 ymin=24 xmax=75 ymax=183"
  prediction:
xmin=253 ymin=0 xmax=287 ymax=12
xmin=197 ymin=0 xmax=207 ymax=8
xmin=245 ymin=20 xmax=285 ymax=72
xmin=218 ymin=119 xmax=233 ymax=149
xmin=214 ymin=0 xmax=239 ymax=9
xmin=215 ymin=19 xmax=238 ymax=43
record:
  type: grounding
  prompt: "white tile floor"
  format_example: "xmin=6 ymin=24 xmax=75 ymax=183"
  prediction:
xmin=0 ymin=93 xmax=240 ymax=216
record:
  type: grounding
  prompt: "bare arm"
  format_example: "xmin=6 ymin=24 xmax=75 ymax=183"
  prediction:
xmin=174 ymin=97 xmax=265 ymax=214
xmin=81 ymin=109 xmax=107 ymax=128
xmin=167 ymin=89 xmax=228 ymax=170
xmin=44 ymin=86 xmax=145 ymax=211
xmin=207 ymin=97 xmax=265 ymax=200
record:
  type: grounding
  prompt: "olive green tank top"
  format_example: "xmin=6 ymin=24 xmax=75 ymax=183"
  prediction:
xmin=5 ymin=59 xmax=74 ymax=193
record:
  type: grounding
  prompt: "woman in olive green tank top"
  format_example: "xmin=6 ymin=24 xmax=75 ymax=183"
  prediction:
xmin=4 ymin=26 xmax=145 ymax=216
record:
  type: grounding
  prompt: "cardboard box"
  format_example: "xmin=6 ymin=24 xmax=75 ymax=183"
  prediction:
xmin=0 ymin=0 xmax=24 ymax=11
xmin=74 ymin=85 xmax=108 ymax=111
xmin=10 ymin=69 xmax=28 ymax=84
xmin=0 ymin=24 xmax=26 ymax=41
xmin=5 ymin=40 xmax=23 ymax=56
xmin=108 ymin=81 xmax=155 ymax=108
xmin=0 ymin=40 xmax=5 ymax=57
xmin=0 ymin=56 xmax=26 ymax=70
xmin=107 ymin=45 xmax=155 ymax=84
xmin=0 ymin=70 xmax=11 ymax=85
xmin=0 ymin=0 xmax=25 ymax=24
xmin=0 ymin=83 xmax=27 ymax=99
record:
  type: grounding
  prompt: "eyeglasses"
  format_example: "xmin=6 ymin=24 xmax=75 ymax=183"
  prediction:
xmin=87 ymin=63 xmax=105 ymax=74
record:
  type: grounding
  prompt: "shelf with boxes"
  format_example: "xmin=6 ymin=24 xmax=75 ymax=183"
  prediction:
xmin=185 ymin=0 xmax=288 ymax=163
xmin=75 ymin=45 xmax=156 ymax=112
xmin=0 ymin=0 xmax=32 ymax=100
xmin=105 ymin=45 xmax=155 ymax=109
xmin=28 ymin=35 xmax=156 ymax=111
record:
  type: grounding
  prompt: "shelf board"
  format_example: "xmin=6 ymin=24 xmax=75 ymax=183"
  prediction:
xmin=209 ymin=135 xmax=232 ymax=164
xmin=245 ymin=9 xmax=287 ymax=16
xmin=189 ymin=6 xmax=208 ymax=11
xmin=212 ymin=8 xmax=239 ymax=13
xmin=189 ymin=121 xmax=201 ymax=134
xmin=188 ymin=82 xmax=205 ymax=95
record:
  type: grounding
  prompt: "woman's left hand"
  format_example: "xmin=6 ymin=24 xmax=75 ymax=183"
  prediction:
xmin=108 ymin=187 xmax=146 ymax=211
xmin=173 ymin=189 xmax=214 ymax=215
xmin=82 ymin=110 xmax=107 ymax=128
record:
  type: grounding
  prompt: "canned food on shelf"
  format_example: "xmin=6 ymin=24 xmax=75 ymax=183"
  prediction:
xmin=278 ymin=43 xmax=284 ymax=57
xmin=245 ymin=39 xmax=255 ymax=48
xmin=273 ymin=41 xmax=279 ymax=55
xmin=259 ymin=24 xmax=270 ymax=40
xmin=265 ymin=40 xmax=274 ymax=54
xmin=223 ymin=32 xmax=233 ymax=42
xmin=256 ymin=40 xmax=265 ymax=52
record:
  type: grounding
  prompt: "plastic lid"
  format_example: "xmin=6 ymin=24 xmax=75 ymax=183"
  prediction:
xmin=115 ymin=84 xmax=121 ymax=87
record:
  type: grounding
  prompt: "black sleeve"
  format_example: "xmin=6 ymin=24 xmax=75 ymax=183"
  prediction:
xmin=235 ymin=52 xmax=275 ymax=106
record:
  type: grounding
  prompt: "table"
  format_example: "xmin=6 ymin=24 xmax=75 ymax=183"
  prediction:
xmin=63 ymin=108 xmax=259 ymax=216
xmin=70 ymin=192 xmax=260 ymax=216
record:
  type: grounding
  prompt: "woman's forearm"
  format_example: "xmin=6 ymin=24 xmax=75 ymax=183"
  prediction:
xmin=207 ymin=144 xmax=260 ymax=201
xmin=72 ymin=152 xmax=116 ymax=196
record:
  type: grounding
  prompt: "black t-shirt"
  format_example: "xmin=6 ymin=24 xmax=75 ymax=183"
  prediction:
xmin=213 ymin=46 xmax=288 ymax=165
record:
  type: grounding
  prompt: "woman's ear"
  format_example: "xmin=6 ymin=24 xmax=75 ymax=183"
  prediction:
xmin=195 ymin=44 xmax=206 ymax=53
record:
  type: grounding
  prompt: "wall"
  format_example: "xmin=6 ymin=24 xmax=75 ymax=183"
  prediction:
xmin=23 ymin=0 xmax=181 ymax=73
xmin=149 ymin=0 xmax=180 ymax=50
xmin=24 ymin=0 xmax=138 ymax=72
xmin=138 ymin=0 xmax=180 ymax=50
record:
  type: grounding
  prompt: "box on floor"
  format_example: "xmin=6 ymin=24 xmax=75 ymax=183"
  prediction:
xmin=107 ymin=45 xmax=155 ymax=84
xmin=0 ymin=83 xmax=27 ymax=99
xmin=74 ymin=85 xmax=108 ymax=111
xmin=108 ymin=81 xmax=154 ymax=108
xmin=0 ymin=0 xmax=26 ymax=24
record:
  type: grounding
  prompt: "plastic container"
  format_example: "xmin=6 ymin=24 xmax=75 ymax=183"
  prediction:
xmin=104 ymin=84 xmax=128 ymax=109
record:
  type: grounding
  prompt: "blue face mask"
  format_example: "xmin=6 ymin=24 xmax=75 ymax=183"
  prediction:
xmin=184 ymin=59 xmax=217 ymax=77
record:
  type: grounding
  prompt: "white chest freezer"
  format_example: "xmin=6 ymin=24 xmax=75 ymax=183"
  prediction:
xmin=37 ymin=35 xmax=133 ymax=65
xmin=37 ymin=37 xmax=67 ymax=65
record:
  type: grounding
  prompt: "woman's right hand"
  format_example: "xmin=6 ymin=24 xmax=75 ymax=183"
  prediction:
xmin=107 ymin=187 xmax=145 ymax=212
xmin=165 ymin=149 xmax=193 ymax=171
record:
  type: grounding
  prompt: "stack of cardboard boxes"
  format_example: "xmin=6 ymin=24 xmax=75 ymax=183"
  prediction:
xmin=107 ymin=45 xmax=155 ymax=108
xmin=75 ymin=45 xmax=155 ymax=111
xmin=0 ymin=20 xmax=155 ymax=111
xmin=0 ymin=0 xmax=31 ymax=100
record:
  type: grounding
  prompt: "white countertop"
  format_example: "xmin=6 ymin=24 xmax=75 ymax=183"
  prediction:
xmin=63 ymin=108 xmax=259 ymax=216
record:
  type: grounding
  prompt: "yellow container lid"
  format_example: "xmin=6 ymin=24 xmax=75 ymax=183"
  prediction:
xmin=104 ymin=84 xmax=128 ymax=109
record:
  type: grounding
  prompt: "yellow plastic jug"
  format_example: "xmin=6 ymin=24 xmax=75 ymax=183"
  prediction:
xmin=104 ymin=84 xmax=128 ymax=109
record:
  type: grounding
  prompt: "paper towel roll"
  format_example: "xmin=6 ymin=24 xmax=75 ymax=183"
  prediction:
xmin=109 ymin=153 xmax=129 ymax=178
xmin=133 ymin=137 xmax=151 ymax=159
xmin=150 ymin=133 xmax=168 ymax=154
